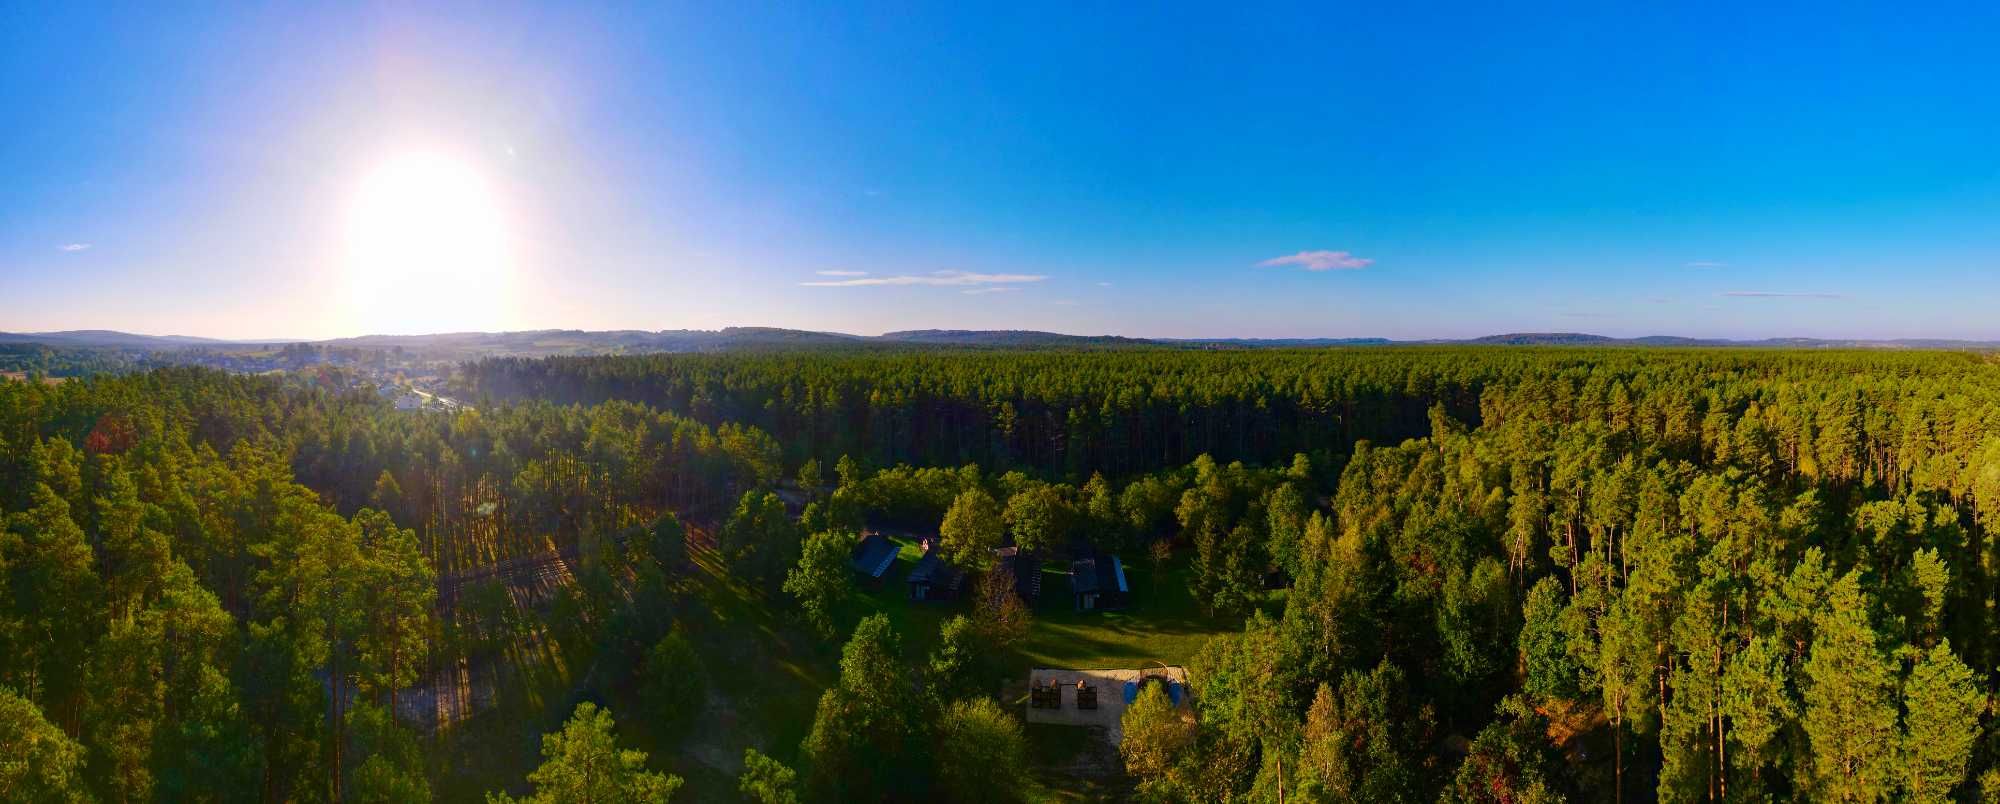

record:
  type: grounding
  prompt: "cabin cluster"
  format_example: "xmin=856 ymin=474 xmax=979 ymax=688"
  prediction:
xmin=846 ymin=531 xmax=1130 ymax=611
xmin=850 ymin=533 xmax=976 ymax=602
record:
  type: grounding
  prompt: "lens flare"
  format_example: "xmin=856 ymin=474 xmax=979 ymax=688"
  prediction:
xmin=345 ymin=151 xmax=514 ymax=334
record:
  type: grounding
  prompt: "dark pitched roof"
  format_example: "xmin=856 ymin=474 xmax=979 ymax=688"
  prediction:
xmin=907 ymin=546 xmax=964 ymax=587
xmin=996 ymin=550 xmax=1042 ymax=600
xmin=1069 ymin=557 xmax=1101 ymax=595
xmin=907 ymin=546 xmax=966 ymax=601
xmin=1069 ymin=554 xmax=1127 ymax=597
xmin=908 ymin=550 xmax=944 ymax=584
xmin=851 ymin=534 xmax=898 ymax=579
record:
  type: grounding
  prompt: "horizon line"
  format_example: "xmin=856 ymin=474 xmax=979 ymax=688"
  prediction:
xmin=10 ymin=326 xmax=2000 ymax=346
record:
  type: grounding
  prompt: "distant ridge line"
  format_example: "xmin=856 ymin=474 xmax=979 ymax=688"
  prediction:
xmin=4 ymin=328 xmax=1998 ymax=352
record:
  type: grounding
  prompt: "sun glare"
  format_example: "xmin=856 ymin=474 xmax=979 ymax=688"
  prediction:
xmin=345 ymin=151 xmax=514 ymax=334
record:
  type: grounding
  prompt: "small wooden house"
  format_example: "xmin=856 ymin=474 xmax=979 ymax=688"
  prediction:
xmin=1068 ymin=553 xmax=1128 ymax=611
xmin=994 ymin=546 xmax=1042 ymax=603
xmin=906 ymin=544 xmax=966 ymax=602
xmin=851 ymin=533 xmax=899 ymax=584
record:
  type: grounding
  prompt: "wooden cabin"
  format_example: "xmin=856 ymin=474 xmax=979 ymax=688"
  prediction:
xmin=994 ymin=546 xmax=1042 ymax=603
xmin=1068 ymin=553 xmax=1129 ymax=611
xmin=906 ymin=544 xmax=966 ymax=602
xmin=850 ymin=533 xmax=899 ymax=585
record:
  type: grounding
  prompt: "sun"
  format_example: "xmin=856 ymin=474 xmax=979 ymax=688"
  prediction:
xmin=344 ymin=151 xmax=515 ymax=334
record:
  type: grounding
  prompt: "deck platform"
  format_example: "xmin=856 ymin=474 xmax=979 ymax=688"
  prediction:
xmin=1024 ymin=665 xmax=1187 ymax=743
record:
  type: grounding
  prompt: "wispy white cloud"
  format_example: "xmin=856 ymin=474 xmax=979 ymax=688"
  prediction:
xmin=1720 ymin=291 xmax=1843 ymax=299
xmin=60 ymin=243 xmax=91 ymax=252
xmin=815 ymin=270 xmax=868 ymax=277
xmin=961 ymin=287 xmax=1021 ymax=295
xmin=1685 ymin=260 xmax=1727 ymax=269
xmin=1258 ymin=250 xmax=1372 ymax=271
xmin=1096 ymin=281 xmax=1112 ymax=287
xmin=802 ymin=270 xmax=1047 ymax=288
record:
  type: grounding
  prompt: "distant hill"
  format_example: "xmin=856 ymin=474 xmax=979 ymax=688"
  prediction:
xmin=1166 ymin=337 xmax=1395 ymax=348
xmin=6 ymin=327 xmax=1999 ymax=358
xmin=1461 ymin=332 xmax=1620 ymax=346
xmin=877 ymin=329 xmax=1153 ymax=347
xmin=1426 ymin=333 xmax=2000 ymax=349
xmin=1628 ymin=335 xmax=1734 ymax=346
xmin=322 ymin=327 xmax=862 ymax=357
xmin=0 ymin=330 xmax=237 ymax=348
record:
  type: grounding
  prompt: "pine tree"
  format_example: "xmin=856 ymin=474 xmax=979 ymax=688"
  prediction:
xmin=1800 ymin=574 xmax=1898 ymax=802
xmin=738 ymin=749 xmax=799 ymax=804
xmin=1900 ymin=640 xmax=1981 ymax=803
xmin=0 ymin=685 xmax=89 ymax=801
xmin=489 ymin=702 xmax=681 ymax=803
xmin=1720 ymin=635 xmax=1794 ymax=794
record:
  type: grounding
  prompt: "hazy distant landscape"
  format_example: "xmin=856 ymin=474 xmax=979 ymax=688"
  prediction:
xmin=9 ymin=326 xmax=2000 ymax=375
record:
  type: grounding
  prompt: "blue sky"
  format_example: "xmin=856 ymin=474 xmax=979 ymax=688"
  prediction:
xmin=4 ymin=2 xmax=1999 ymax=340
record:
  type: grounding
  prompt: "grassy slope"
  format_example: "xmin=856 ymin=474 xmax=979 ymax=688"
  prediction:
xmin=1016 ymin=551 xmax=1228 ymax=673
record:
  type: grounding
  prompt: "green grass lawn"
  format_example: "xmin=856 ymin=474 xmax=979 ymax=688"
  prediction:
xmin=834 ymin=534 xmax=963 ymax=658
xmin=1016 ymin=549 xmax=1243 ymax=672
xmin=843 ymin=539 xmax=1249 ymax=677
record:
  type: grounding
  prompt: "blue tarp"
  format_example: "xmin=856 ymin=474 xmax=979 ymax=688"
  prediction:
xmin=1123 ymin=680 xmax=1184 ymax=705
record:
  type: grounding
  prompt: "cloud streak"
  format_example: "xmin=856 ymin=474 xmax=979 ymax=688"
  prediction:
xmin=1258 ymin=250 xmax=1372 ymax=271
xmin=60 ymin=243 xmax=91 ymax=252
xmin=1685 ymin=260 xmax=1726 ymax=269
xmin=960 ymin=287 xmax=1020 ymax=295
xmin=1720 ymin=291 xmax=1843 ymax=299
xmin=802 ymin=270 xmax=1047 ymax=288
xmin=815 ymin=270 xmax=867 ymax=277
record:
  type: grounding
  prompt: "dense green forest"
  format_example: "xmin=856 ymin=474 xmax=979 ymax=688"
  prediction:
xmin=0 ymin=343 xmax=151 ymax=378
xmin=5 ymin=347 xmax=2000 ymax=801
